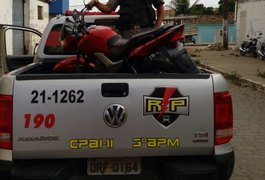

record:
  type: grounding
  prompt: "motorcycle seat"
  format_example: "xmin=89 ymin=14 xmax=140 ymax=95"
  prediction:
xmin=107 ymin=25 xmax=175 ymax=60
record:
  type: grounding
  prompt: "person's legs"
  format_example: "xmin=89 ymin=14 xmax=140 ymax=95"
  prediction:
xmin=121 ymin=27 xmax=152 ymax=39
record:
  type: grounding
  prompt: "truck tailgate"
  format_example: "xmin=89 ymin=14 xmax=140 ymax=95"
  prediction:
xmin=13 ymin=74 xmax=214 ymax=159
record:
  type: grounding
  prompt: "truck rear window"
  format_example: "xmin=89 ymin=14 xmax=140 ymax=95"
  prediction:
xmin=44 ymin=24 xmax=76 ymax=55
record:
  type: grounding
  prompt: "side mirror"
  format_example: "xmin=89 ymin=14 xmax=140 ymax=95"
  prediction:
xmin=72 ymin=9 xmax=80 ymax=22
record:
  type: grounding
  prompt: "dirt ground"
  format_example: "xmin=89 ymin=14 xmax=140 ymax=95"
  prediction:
xmin=185 ymin=44 xmax=265 ymax=89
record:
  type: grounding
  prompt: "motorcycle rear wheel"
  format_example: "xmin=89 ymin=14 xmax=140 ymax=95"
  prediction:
xmin=240 ymin=50 xmax=246 ymax=56
xmin=253 ymin=51 xmax=258 ymax=58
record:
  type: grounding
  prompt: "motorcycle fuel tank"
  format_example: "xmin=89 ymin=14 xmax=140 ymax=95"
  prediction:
xmin=78 ymin=26 xmax=118 ymax=55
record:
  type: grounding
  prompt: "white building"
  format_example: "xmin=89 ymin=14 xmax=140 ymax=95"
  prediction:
xmin=0 ymin=0 xmax=49 ymax=57
xmin=0 ymin=0 xmax=49 ymax=33
xmin=236 ymin=0 xmax=265 ymax=47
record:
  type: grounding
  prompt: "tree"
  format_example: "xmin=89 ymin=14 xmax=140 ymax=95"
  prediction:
xmin=218 ymin=0 xmax=235 ymax=14
xmin=171 ymin=0 xmax=190 ymax=14
xmin=203 ymin=7 xmax=215 ymax=15
xmin=170 ymin=0 xmax=215 ymax=15
xmin=222 ymin=0 xmax=229 ymax=49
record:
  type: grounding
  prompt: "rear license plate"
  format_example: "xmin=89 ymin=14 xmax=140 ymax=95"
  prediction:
xmin=87 ymin=157 xmax=141 ymax=175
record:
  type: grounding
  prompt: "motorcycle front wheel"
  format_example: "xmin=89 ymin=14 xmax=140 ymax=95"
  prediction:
xmin=259 ymin=54 xmax=265 ymax=60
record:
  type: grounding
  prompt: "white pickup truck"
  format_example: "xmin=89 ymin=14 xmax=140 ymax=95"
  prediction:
xmin=0 ymin=14 xmax=234 ymax=180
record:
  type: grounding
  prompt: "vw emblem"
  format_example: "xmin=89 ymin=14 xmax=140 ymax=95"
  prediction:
xmin=104 ymin=104 xmax=127 ymax=128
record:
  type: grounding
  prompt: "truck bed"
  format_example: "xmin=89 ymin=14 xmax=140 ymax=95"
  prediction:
xmin=13 ymin=72 xmax=214 ymax=159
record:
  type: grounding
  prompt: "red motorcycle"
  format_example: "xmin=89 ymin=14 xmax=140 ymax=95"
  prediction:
xmin=53 ymin=2 xmax=198 ymax=74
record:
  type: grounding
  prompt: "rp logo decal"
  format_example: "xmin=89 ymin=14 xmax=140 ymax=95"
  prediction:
xmin=143 ymin=87 xmax=189 ymax=127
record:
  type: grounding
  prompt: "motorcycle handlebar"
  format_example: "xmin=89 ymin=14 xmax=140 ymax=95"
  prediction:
xmin=84 ymin=0 xmax=95 ymax=10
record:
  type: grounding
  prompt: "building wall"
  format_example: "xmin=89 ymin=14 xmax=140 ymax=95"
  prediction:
xmin=0 ymin=0 xmax=49 ymax=33
xmin=236 ymin=1 xmax=265 ymax=48
xmin=164 ymin=5 xmax=175 ymax=18
xmin=0 ymin=1 xmax=48 ymax=57
xmin=24 ymin=0 xmax=49 ymax=33
xmin=24 ymin=0 xmax=49 ymax=55
xmin=195 ymin=24 xmax=237 ymax=44
xmin=0 ymin=1 xmax=13 ymax=24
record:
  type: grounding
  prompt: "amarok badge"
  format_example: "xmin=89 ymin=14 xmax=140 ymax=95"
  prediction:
xmin=143 ymin=87 xmax=189 ymax=127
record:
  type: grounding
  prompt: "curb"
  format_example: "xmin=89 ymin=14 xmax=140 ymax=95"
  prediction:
xmin=199 ymin=63 xmax=265 ymax=93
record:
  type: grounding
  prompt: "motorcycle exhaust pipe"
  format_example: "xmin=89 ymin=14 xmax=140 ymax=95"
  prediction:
xmin=239 ymin=47 xmax=246 ymax=53
xmin=258 ymin=50 xmax=264 ymax=57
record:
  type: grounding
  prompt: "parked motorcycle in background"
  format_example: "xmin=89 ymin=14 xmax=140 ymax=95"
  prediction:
xmin=258 ymin=40 xmax=265 ymax=60
xmin=239 ymin=33 xmax=262 ymax=58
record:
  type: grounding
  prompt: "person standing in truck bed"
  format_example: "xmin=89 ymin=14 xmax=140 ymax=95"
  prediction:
xmin=89 ymin=0 xmax=165 ymax=38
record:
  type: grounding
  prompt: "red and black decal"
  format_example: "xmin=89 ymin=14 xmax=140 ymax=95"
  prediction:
xmin=144 ymin=87 xmax=189 ymax=127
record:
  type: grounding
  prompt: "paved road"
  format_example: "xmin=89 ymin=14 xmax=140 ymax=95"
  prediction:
xmin=228 ymin=82 xmax=265 ymax=180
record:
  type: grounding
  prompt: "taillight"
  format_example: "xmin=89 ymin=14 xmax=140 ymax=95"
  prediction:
xmin=0 ymin=95 xmax=12 ymax=149
xmin=167 ymin=25 xmax=184 ymax=48
xmin=214 ymin=92 xmax=233 ymax=145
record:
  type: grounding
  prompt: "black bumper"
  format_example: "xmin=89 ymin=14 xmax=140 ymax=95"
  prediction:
xmin=0 ymin=160 xmax=12 ymax=179
xmin=0 ymin=151 xmax=234 ymax=180
xmin=161 ymin=151 xmax=235 ymax=180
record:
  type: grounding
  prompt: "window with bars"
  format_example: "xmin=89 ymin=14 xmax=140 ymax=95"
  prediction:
xmin=38 ymin=6 xmax=44 ymax=20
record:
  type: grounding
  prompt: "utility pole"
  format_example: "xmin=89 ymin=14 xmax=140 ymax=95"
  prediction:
xmin=223 ymin=0 xmax=229 ymax=49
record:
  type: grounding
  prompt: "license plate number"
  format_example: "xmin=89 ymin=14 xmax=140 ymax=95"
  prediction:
xmin=87 ymin=157 xmax=141 ymax=175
